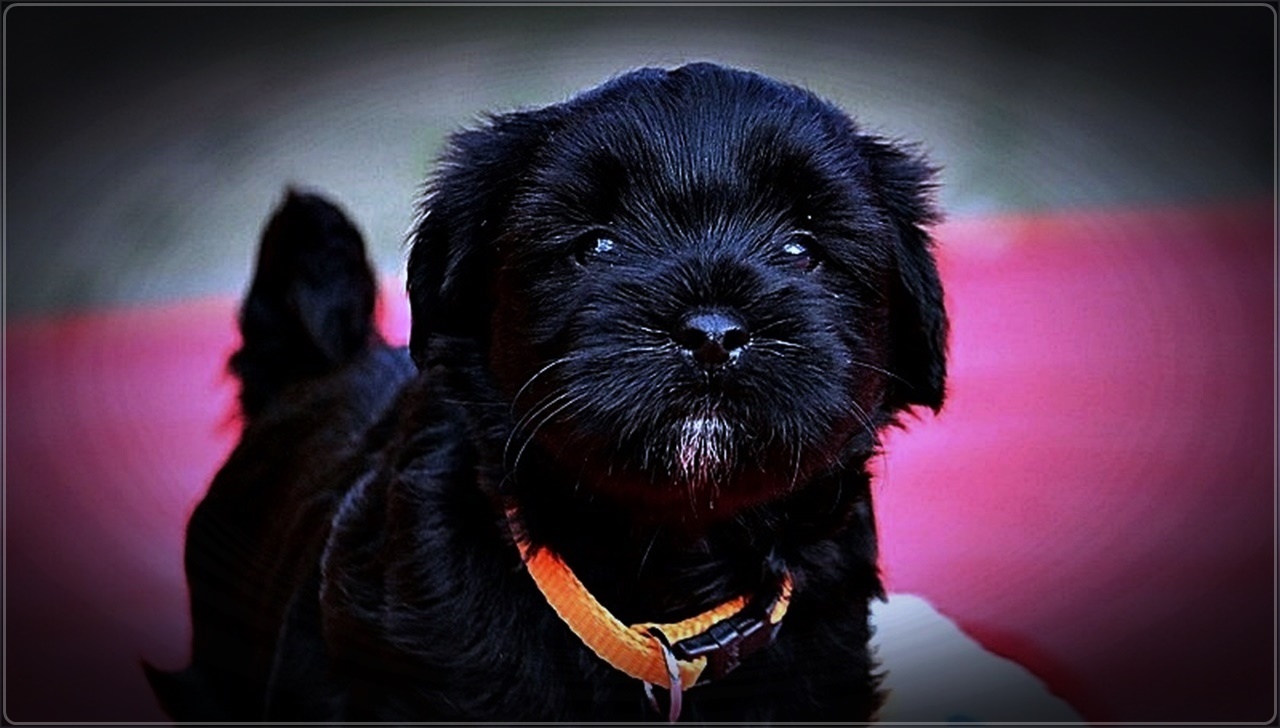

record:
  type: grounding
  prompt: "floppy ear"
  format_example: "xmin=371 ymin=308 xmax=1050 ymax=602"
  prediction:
xmin=407 ymin=109 xmax=557 ymax=367
xmin=859 ymin=136 xmax=949 ymax=414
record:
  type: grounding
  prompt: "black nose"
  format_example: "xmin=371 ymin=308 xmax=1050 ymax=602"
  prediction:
xmin=674 ymin=309 xmax=750 ymax=368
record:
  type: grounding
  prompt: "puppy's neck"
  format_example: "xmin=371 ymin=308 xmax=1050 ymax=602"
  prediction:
xmin=506 ymin=448 xmax=873 ymax=626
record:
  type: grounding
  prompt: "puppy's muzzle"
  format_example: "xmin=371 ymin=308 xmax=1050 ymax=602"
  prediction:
xmin=674 ymin=308 xmax=750 ymax=370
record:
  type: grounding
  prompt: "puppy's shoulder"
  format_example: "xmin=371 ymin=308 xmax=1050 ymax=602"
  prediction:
xmin=320 ymin=363 xmax=512 ymax=608
xmin=315 ymin=371 xmax=550 ymax=720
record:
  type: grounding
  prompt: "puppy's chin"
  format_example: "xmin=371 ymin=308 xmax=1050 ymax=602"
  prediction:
xmin=673 ymin=414 xmax=735 ymax=492
xmin=558 ymin=415 xmax=829 ymax=522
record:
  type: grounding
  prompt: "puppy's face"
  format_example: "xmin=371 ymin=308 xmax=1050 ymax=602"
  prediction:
xmin=410 ymin=64 xmax=947 ymax=519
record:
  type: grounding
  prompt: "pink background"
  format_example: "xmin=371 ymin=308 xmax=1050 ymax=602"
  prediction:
xmin=5 ymin=201 xmax=1274 ymax=723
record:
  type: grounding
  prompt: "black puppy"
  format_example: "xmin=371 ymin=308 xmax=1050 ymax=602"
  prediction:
xmin=147 ymin=63 xmax=947 ymax=722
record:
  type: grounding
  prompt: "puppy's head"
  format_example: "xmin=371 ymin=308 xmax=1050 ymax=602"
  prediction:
xmin=409 ymin=64 xmax=946 ymax=517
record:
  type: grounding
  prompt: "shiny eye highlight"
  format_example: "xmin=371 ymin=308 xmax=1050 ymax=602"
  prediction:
xmin=572 ymin=232 xmax=618 ymax=267
xmin=779 ymin=232 xmax=821 ymax=272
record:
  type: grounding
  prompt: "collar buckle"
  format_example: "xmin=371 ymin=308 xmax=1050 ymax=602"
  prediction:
xmin=669 ymin=589 xmax=787 ymax=684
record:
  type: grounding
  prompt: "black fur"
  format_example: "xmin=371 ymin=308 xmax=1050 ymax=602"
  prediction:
xmin=149 ymin=63 xmax=947 ymax=722
xmin=229 ymin=190 xmax=382 ymax=418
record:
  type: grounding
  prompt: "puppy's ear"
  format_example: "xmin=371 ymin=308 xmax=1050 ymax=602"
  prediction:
xmin=859 ymin=136 xmax=949 ymax=414
xmin=408 ymin=110 xmax=557 ymax=367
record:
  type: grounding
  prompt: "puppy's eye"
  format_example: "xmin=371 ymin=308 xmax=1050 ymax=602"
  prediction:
xmin=779 ymin=233 xmax=821 ymax=272
xmin=572 ymin=233 xmax=618 ymax=267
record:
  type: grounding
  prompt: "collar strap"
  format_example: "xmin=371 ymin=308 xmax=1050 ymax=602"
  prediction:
xmin=506 ymin=508 xmax=792 ymax=691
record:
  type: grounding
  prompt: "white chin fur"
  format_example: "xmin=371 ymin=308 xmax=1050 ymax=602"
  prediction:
xmin=675 ymin=415 xmax=734 ymax=489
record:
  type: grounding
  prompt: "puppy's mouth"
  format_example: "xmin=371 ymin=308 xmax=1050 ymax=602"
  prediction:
xmin=505 ymin=319 xmax=864 ymax=517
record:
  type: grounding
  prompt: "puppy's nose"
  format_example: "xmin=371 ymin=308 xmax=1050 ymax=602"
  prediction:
xmin=674 ymin=309 xmax=750 ymax=368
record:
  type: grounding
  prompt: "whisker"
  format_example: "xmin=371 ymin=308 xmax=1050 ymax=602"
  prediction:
xmin=848 ymin=359 xmax=912 ymax=387
xmin=505 ymin=390 xmax=573 ymax=465
xmin=636 ymin=527 xmax=663 ymax=579
xmin=788 ymin=438 xmax=803 ymax=492
xmin=751 ymin=341 xmax=911 ymax=392
xmin=846 ymin=398 xmax=879 ymax=448
xmin=510 ymin=390 xmax=572 ymax=435
xmin=608 ymin=344 xmax=678 ymax=357
xmin=511 ymin=356 xmax=576 ymax=412
xmin=751 ymin=338 xmax=807 ymax=352
xmin=753 ymin=319 xmax=806 ymax=339
xmin=511 ymin=393 xmax=589 ymax=475
xmin=614 ymin=321 xmax=670 ymax=338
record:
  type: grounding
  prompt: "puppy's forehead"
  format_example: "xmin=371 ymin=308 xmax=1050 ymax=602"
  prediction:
xmin=535 ymin=68 xmax=865 ymax=224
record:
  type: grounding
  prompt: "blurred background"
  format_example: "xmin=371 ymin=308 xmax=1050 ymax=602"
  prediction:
xmin=5 ymin=5 xmax=1274 ymax=724
xmin=7 ymin=5 xmax=1271 ymax=314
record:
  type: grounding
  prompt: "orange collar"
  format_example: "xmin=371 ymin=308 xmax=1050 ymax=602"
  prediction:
xmin=506 ymin=508 xmax=793 ymax=708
